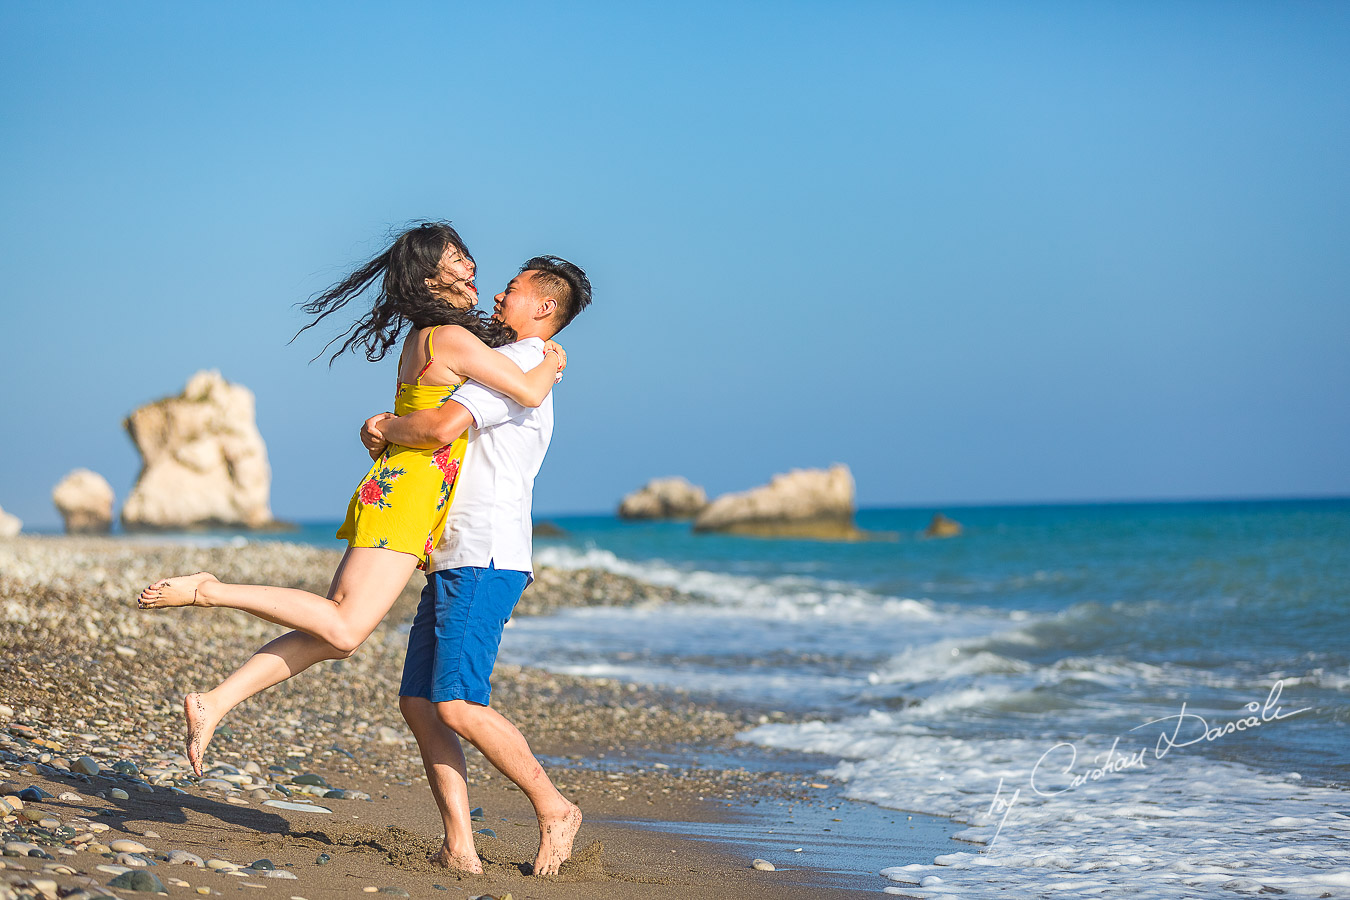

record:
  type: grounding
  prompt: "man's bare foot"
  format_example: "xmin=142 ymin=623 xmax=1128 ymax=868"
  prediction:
xmin=430 ymin=844 xmax=483 ymax=875
xmin=533 ymin=801 xmax=582 ymax=876
xmin=139 ymin=572 xmax=218 ymax=609
xmin=184 ymin=692 xmax=217 ymax=777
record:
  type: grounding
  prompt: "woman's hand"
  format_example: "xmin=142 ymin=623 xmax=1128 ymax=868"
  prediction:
xmin=362 ymin=412 xmax=395 ymax=459
xmin=543 ymin=340 xmax=567 ymax=383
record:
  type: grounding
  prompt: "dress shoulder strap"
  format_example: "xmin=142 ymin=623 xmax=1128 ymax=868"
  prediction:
xmin=415 ymin=325 xmax=441 ymax=385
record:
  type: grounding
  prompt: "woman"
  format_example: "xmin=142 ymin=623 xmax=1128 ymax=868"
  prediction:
xmin=137 ymin=221 xmax=566 ymax=776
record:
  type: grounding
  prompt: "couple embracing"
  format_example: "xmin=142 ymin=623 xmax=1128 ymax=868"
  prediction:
xmin=137 ymin=222 xmax=592 ymax=875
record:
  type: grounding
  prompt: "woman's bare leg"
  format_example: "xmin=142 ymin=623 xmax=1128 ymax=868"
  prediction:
xmin=185 ymin=629 xmax=344 ymax=774
xmin=141 ymin=547 xmax=418 ymax=653
xmin=171 ymin=548 xmax=420 ymax=774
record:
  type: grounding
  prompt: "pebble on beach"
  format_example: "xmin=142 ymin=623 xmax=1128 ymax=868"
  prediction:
xmin=109 ymin=840 xmax=150 ymax=854
xmin=107 ymin=870 xmax=167 ymax=893
xmin=752 ymin=858 xmax=777 ymax=871
xmin=262 ymin=799 xmax=332 ymax=814
xmin=70 ymin=757 xmax=100 ymax=776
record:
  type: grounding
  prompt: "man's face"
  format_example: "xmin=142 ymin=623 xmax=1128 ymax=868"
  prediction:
xmin=493 ymin=270 xmax=545 ymax=333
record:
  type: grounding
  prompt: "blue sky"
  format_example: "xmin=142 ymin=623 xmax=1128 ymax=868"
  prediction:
xmin=2 ymin=2 xmax=1348 ymax=528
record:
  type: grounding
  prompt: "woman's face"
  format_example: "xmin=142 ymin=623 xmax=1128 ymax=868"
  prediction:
xmin=425 ymin=244 xmax=478 ymax=310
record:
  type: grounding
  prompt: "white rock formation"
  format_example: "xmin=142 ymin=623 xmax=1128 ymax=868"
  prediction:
xmin=693 ymin=464 xmax=861 ymax=539
xmin=52 ymin=469 xmax=116 ymax=533
xmin=0 ymin=504 xmax=20 ymax=538
xmin=618 ymin=477 xmax=708 ymax=520
xmin=121 ymin=371 xmax=274 ymax=530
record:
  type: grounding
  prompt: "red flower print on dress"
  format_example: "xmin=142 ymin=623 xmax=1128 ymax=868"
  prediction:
xmin=433 ymin=447 xmax=461 ymax=488
xmin=358 ymin=478 xmax=383 ymax=505
xmin=357 ymin=463 xmax=405 ymax=510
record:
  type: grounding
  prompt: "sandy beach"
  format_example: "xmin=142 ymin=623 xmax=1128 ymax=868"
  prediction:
xmin=0 ymin=536 xmax=949 ymax=899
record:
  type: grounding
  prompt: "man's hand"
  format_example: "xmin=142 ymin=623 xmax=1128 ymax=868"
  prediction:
xmin=362 ymin=412 xmax=395 ymax=460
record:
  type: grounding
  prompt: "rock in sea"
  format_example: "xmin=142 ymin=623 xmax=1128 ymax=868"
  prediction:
xmin=694 ymin=464 xmax=863 ymax=540
xmin=121 ymin=370 xmax=275 ymax=531
xmin=923 ymin=512 xmax=962 ymax=538
xmin=51 ymin=469 xmax=115 ymax=534
xmin=618 ymin=477 xmax=708 ymax=519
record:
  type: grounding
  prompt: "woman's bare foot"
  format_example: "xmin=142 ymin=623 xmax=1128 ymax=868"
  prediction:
xmin=430 ymin=844 xmax=483 ymax=875
xmin=184 ymin=692 xmax=219 ymax=777
xmin=533 ymin=801 xmax=582 ymax=876
xmin=139 ymin=572 xmax=219 ymax=609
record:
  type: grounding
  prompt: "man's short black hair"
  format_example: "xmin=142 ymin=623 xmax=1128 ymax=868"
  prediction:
xmin=520 ymin=256 xmax=591 ymax=334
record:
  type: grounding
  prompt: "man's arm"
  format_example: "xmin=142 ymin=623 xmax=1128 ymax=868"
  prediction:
xmin=362 ymin=342 xmax=544 ymax=453
xmin=367 ymin=400 xmax=475 ymax=450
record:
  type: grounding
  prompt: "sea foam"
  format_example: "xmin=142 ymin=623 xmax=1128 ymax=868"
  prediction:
xmin=746 ymin=707 xmax=1349 ymax=898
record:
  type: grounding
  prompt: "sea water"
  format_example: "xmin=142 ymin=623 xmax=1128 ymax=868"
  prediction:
xmin=513 ymin=500 xmax=1350 ymax=898
xmin=155 ymin=499 xmax=1350 ymax=896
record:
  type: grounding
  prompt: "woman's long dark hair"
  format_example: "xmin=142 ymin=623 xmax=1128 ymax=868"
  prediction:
xmin=296 ymin=221 xmax=517 ymax=363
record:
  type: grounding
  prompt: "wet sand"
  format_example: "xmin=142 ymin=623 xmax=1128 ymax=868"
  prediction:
xmin=0 ymin=535 xmax=953 ymax=898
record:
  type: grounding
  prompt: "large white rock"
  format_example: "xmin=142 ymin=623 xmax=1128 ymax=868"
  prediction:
xmin=693 ymin=464 xmax=861 ymax=540
xmin=0 ymin=504 xmax=20 ymax=538
xmin=121 ymin=371 xmax=274 ymax=530
xmin=618 ymin=477 xmax=708 ymax=520
xmin=52 ymin=469 xmax=116 ymax=533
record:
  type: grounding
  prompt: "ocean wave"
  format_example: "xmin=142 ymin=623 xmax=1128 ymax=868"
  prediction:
xmin=523 ymin=659 xmax=860 ymax=702
xmin=1263 ymin=667 xmax=1350 ymax=692
xmin=745 ymin=707 xmax=1350 ymax=898
xmin=916 ymin=568 xmax=1073 ymax=595
xmin=533 ymin=544 xmax=949 ymax=623
xmin=868 ymin=639 xmax=1037 ymax=686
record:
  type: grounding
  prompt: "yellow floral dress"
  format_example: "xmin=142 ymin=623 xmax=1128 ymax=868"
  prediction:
xmin=336 ymin=326 xmax=468 ymax=567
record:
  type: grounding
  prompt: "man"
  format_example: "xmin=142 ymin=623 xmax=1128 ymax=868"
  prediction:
xmin=361 ymin=255 xmax=591 ymax=876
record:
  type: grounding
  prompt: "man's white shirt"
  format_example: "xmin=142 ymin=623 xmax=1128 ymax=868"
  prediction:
xmin=426 ymin=337 xmax=552 ymax=575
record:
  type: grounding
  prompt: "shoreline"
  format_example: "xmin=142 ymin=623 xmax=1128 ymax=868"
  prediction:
xmin=0 ymin=535 xmax=955 ymax=898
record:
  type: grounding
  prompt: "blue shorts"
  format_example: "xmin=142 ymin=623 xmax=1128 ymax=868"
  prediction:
xmin=398 ymin=563 xmax=531 ymax=706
